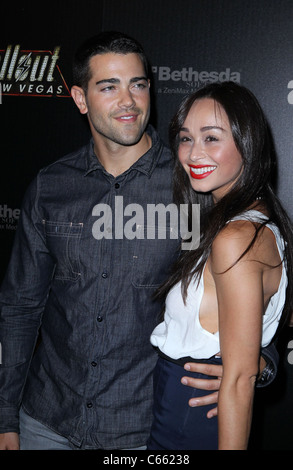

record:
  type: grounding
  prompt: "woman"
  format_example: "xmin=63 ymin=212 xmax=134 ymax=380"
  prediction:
xmin=147 ymin=82 xmax=293 ymax=450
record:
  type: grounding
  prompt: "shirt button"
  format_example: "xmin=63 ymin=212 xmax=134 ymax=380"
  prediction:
xmin=97 ymin=316 xmax=103 ymax=322
xmin=87 ymin=402 xmax=93 ymax=408
xmin=114 ymin=183 xmax=120 ymax=189
xmin=91 ymin=361 xmax=97 ymax=367
xmin=101 ymin=272 xmax=108 ymax=278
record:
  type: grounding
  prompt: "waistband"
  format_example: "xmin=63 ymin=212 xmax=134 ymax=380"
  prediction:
xmin=156 ymin=348 xmax=222 ymax=367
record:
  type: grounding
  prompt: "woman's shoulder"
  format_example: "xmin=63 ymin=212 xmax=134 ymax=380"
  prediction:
xmin=211 ymin=219 xmax=257 ymax=269
xmin=215 ymin=207 xmax=271 ymax=246
xmin=211 ymin=212 xmax=280 ymax=273
xmin=213 ymin=217 xmax=258 ymax=251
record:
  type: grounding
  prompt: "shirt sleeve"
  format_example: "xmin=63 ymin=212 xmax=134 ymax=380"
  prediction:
xmin=0 ymin=175 xmax=55 ymax=433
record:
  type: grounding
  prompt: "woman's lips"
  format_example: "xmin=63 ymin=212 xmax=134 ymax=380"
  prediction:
xmin=189 ymin=164 xmax=217 ymax=179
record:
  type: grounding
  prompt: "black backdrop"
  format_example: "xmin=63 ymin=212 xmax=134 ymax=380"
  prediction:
xmin=1 ymin=0 xmax=293 ymax=450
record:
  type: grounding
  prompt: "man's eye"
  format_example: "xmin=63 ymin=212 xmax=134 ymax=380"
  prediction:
xmin=133 ymin=83 xmax=147 ymax=89
xmin=101 ymin=86 xmax=115 ymax=92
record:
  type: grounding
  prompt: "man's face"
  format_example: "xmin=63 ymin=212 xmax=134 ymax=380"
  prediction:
xmin=73 ymin=52 xmax=150 ymax=148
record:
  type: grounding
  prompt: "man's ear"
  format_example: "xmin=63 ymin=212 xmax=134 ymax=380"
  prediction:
xmin=71 ymin=86 xmax=88 ymax=114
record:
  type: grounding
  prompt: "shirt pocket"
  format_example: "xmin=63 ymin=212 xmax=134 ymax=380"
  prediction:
xmin=131 ymin=224 xmax=179 ymax=288
xmin=43 ymin=220 xmax=83 ymax=281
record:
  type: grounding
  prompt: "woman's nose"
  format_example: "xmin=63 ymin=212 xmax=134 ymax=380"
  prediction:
xmin=189 ymin=143 xmax=205 ymax=161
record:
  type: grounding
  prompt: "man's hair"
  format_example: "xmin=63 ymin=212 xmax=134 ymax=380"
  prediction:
xmin=72 ymin=31 xmax=149 ymax=92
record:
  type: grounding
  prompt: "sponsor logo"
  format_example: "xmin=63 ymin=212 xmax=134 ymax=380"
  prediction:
xmin=152 ymin=65 xmax=241 ymax=94
xmin=0 ymin=45 xmax=71 ymax=97
xmin=0 ymin=204 xmax=20 ymax=231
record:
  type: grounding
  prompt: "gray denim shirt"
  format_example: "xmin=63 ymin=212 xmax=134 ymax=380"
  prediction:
xmin=0 ymin=126 xmax=180 ymax=449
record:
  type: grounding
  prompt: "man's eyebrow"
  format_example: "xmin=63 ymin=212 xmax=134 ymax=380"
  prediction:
xmin=129 ymin=76 xmax=148 ymax=83
xmin=96 ymin=76 xmax=148 ymax=86
xmin=96 ymin=78 xmax=120 ymax=86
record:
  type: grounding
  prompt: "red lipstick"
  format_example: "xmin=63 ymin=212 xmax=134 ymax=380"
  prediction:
xmin=189 ymin=164 xmax=217 ymax=180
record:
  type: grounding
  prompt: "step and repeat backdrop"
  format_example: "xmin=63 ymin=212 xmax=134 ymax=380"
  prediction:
xmin=1 ymin=0 xmax=293 ymax=449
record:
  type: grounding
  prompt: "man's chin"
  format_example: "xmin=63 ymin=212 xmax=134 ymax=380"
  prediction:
xmin=115 ymin=129 xmax=146 ymax=147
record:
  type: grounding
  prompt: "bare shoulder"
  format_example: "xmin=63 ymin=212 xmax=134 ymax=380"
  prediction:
xmin=211 ymin=220 xmax=256 ymax=264
xmin=211 ymin=219 xmax=279 ymax=273
xmin=214 ymin=219 xmax=257 ymax=243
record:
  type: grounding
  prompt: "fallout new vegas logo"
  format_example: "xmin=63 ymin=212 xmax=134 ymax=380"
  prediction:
xmin=0 ymin=45 xmax=71 ymax=97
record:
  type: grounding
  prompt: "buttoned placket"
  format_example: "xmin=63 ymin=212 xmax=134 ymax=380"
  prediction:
xmin=83 ymin=172 xmax=126 ymax=428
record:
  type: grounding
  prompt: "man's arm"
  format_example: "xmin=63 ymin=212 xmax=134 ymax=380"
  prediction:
xmin=181 ymin=346 xmax=277 ymax=418
xmin=181 ymin=361 xmax=221 ymax=418
xmin=0 ymin=433 xmax=19 ymax=450
xmin=0 ymin=178 xmax=55 ymax=434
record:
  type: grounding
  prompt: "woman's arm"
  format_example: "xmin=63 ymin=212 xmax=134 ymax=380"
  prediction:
xmin=210 ymin=221 xmax=264 ymax=450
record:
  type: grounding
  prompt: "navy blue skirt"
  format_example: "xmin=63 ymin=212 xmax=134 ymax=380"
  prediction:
xmin=147 ymin=354 xmax=222 ymax=450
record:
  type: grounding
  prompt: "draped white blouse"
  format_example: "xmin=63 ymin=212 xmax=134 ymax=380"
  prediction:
xmin=150 ymin=210 xmax=288 ymax=359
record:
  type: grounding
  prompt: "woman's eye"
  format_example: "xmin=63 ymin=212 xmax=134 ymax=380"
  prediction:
xmin=179 ymin=136 xmax=191 ymax=143
xmin=205 ymin=135 xmax=218 ymax=142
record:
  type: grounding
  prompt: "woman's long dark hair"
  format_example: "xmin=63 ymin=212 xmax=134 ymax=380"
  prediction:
xmin=158 ymin=81 xmax=293 ymax=334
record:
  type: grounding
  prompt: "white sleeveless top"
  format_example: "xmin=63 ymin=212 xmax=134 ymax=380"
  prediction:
xmin=150 ymin=210 xmax=288 ymax=359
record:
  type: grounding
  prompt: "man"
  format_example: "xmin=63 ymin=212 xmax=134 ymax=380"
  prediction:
xmin=0 ymin=31 xmax=277 ymax=450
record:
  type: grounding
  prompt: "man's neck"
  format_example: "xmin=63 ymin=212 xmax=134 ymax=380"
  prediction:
xmin=93 ymin=132 xmax=152 ymax=177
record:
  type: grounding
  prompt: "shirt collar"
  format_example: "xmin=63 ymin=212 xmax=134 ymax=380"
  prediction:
xmin=84 ymin=125 xmax=163 ymax=178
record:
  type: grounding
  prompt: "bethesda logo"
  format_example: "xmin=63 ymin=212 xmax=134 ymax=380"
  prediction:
xmin=0 ymin=45 xmax=71 ymax=97
xmin=152 ymin=66 xmax=240 ymax=84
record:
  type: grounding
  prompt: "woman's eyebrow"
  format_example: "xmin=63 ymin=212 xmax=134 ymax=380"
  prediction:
xmin=200 ymin=125 xmax=226 ymax=132
xmin=179 ymin=125 xmax=226 ymax=132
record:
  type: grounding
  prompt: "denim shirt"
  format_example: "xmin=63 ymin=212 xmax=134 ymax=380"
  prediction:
xmin=0 ymin=126 xmax=180 ymax=449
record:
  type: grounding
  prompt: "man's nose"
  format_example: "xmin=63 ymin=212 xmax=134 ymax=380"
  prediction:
xmin=118 ymin=88 xmax=135 ymax=108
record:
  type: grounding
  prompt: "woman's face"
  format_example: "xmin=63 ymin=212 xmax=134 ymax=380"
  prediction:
xmin=178 ymin=98 xmax=243 ymax=202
